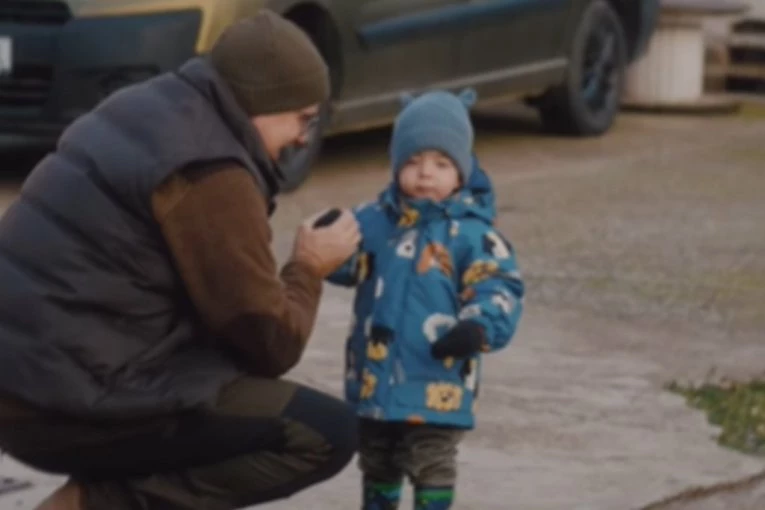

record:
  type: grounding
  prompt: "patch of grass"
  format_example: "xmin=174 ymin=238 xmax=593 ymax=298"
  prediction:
xmin=731 ymin=147 xmax=765 ymax=163
xmin=738 ymin=101 xmax=765 ymax=120
xmin=666 ymin=378 xmax=765 ymax=456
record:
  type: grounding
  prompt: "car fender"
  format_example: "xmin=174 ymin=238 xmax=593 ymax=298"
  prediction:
xmin=633 ymin=0 xmax=660 ymax=59
xmin=207 ymin=0 xmax=345 ymax=55
xmin=265 ymin=0 xmax=346 ymax=48
xmin=71 ymin=0 xmax=271 ymax=55
xmin=610 ymin=0 xmax=660 ymax=60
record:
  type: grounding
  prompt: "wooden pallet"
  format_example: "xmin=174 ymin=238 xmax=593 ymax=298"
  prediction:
xmin=726 ymin=18 xmax=765 ymax=90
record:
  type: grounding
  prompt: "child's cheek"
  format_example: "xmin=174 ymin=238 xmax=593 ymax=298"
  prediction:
xmin=398 ymin=173 xmax=415 ymax=197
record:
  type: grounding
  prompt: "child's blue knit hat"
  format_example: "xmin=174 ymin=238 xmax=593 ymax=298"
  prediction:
xmin=390 ymin=88 xmax=477 ymax=182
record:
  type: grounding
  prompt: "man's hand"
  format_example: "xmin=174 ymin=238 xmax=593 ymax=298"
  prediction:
xmin=292 ymin=208 xmax=361 ymax=278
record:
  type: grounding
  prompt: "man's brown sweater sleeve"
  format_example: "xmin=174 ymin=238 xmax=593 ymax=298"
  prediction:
xmin=151 ymin=164 xmax=322 ymax=378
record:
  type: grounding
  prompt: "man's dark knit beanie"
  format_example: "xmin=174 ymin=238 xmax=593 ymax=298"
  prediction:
xmin=210 ymin=10 xmax=330 ymax=116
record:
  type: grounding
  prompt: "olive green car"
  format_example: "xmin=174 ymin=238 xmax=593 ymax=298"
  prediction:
xmin=0 ymin=0 xmax=659 ymax=189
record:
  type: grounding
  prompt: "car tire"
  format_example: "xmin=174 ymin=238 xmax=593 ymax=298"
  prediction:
xmin=538 ymin=0 xmax=628 ymax=136
xmin=278 ymin=101 xmax=330 ymax=193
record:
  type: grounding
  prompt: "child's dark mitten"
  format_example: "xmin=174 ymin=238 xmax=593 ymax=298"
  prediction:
xmin=431 ymin=320 xmax=485 ymax=360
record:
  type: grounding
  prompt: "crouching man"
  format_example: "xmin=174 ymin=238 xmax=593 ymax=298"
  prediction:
xmin=0 ymin=11 xmax=360 ymax=510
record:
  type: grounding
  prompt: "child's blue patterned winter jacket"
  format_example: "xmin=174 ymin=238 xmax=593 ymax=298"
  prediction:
xmin=327 ymin=161 xmax=524 ymax=429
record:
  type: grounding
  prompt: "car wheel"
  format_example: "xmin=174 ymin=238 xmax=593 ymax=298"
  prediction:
xmin=538 ymin=0 xmax=627 ymax=136
xmin=277 ymin=102 xmax=330 ymax=193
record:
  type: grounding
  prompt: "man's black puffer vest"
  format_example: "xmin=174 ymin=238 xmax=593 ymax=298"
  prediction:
xmin=0 ymin=58 xmax=277 ymax=417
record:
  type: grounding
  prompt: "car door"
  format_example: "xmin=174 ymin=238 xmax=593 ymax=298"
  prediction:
xmin=456 ymin=0 xmax=573 ymax=82
xmin=342 ymin=0 xmax=466 ymax=100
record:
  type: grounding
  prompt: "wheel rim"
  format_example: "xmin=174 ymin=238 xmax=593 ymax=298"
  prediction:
xmin=580 ymin=20 xmax=620 ymax=115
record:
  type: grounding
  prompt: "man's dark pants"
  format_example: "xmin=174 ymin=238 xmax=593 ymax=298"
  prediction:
xmin=0 ymin=377 xmax=358 ymax=509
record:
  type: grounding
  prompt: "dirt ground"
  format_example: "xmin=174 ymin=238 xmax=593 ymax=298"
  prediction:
xmin=0 ymin=102 xmax=764 ymax=509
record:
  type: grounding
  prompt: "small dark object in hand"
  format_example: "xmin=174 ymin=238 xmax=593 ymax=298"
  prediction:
xmin=313 ymin=208 xmax=342 ymax=228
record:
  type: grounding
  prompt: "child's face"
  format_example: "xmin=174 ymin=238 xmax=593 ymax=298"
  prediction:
xmin=397 ymin=150 xmax=461 ymax=202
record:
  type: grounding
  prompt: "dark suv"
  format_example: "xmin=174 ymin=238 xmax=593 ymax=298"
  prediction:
xmin=0 ymin=0 xmax=659 ymax=189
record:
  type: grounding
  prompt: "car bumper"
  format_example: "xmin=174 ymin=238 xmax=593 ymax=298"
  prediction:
xmin=0 ymin=7 xmax=201 ymax=145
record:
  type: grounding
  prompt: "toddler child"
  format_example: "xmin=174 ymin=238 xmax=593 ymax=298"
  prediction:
xmin=327 ymin=89 xmax=524 ymax=510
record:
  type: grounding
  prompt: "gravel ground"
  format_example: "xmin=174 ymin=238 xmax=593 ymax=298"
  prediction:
xmin=1 ymin=101 xmax=764 ymax=509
